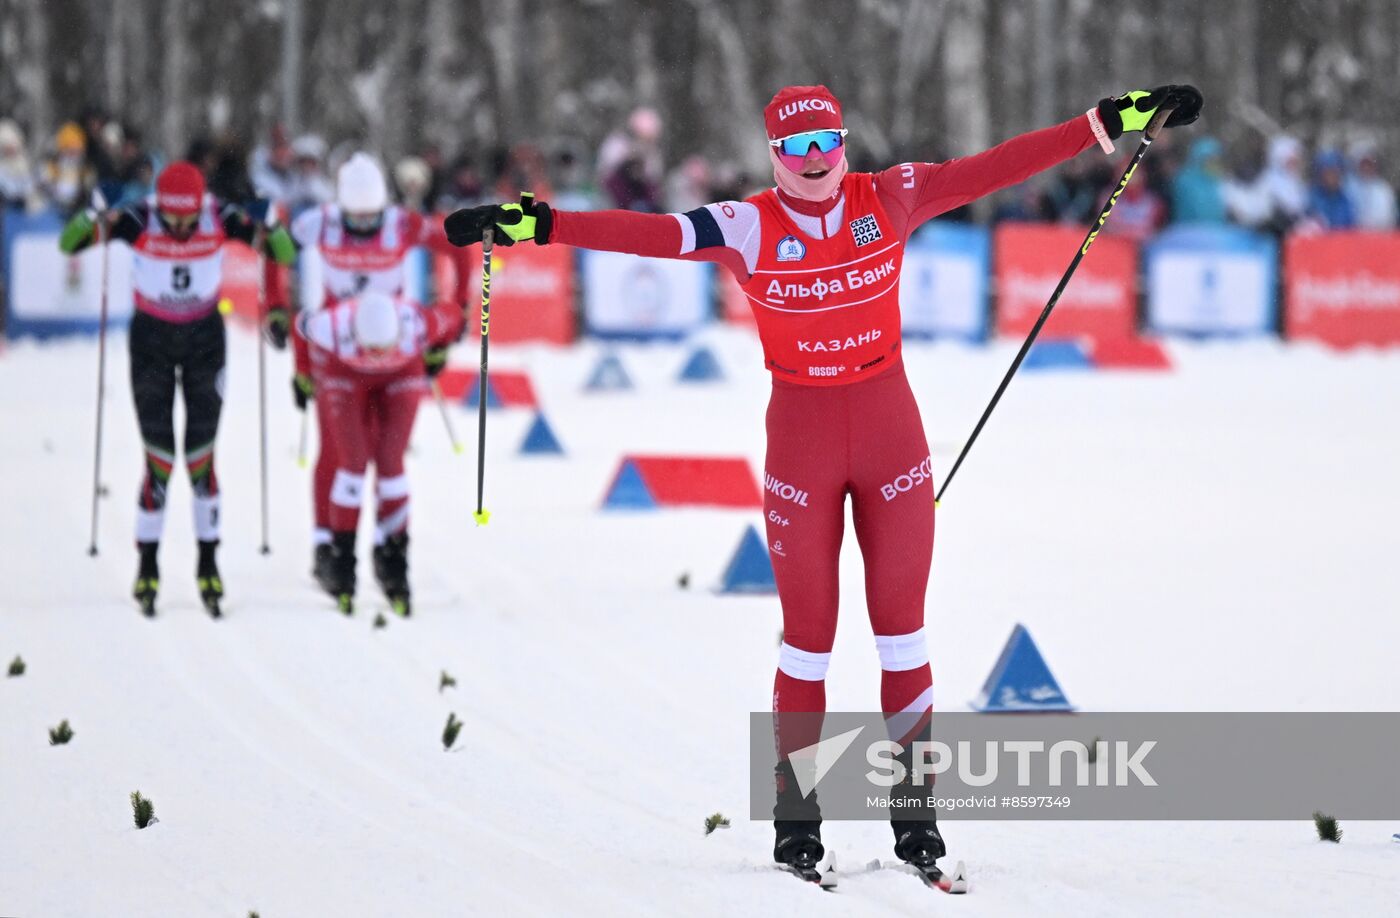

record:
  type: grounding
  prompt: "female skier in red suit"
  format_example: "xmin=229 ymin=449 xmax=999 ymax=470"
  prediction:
xmin=445 ymin=82 xmax=1201 ymax=876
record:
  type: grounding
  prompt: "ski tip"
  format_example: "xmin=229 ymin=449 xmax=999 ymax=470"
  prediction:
xmin=818 ymin=851 xmax=838 ymax=889
xmin=337 ymin=594 xmax=354 ymax=616
xmin=453 ymin=443 xmax=465 ymax=455
xmin=939 ymin=860 xmax=969 ymax=894
xmin=473 ymin=509 xmax=491 ymax=526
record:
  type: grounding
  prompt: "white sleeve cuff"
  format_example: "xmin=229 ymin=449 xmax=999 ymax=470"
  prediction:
xmin=1087 ymin=107 xmax=1116 ymax=154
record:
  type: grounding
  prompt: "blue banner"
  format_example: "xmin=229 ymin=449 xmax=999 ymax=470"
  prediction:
xmin=900 ymin=220 xmax=991 ymax=341
xmin=3 ymin=207 xmax=134 ymax=339
xmin=1145 ymin=225 xmax=1278 ymax=337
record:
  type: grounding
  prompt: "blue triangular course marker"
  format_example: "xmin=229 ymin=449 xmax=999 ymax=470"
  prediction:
xmin=464 ymin=376 xmax=504 ymax=408
xmin=585 ymin=352 xmax=633 ymax=391
xmin=519 ymin=412 xmax=564 ymax=455
xmin=719 ymin=524 xmax=776 ymax=594
xmin=602 ymin=459 xmax=656 ymax=509
xmin=677 ymin=346 xmax=724 ymax=383
xmin=1023 ymin=338 xmax=1093 ymax=371
xmin=971 ymin=623 xmax=1075 ymax=712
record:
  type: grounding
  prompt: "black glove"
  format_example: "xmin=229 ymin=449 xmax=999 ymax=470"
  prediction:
xmin=443 ymin=193 xmax=553 ymax=248
xmin=1096 ymin=84 xmax=1204 ymax=139
xmin=292 ymin=373 xmax=314 ymax=412
xmin=264 ymin=306 xmax=290 ymax=350
xmin=424 ymin=346 xmax=448 ymax=378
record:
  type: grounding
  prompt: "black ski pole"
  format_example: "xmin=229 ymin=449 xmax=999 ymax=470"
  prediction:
xmin=87 ymin=190 xmax=110 ymax=557
xmin=473 ymin=226 xmax=495 ymax=526
xmin=255 ymin=232 xmax=271 ymax=554
xmin=936 ymin=105 xmax=1176 ymax=506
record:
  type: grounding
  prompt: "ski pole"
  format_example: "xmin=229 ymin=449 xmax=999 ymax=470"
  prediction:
xmin=936 ymin=105 xmax=1176 ymax=506
xmin=255 ymin=232 xmax=271 ymax=554
xmin=86 ymin=190 xmax=110 ymax=557
xmin=296 ymin=408 xmax=310 ymax=469
xmin=431 ymin=379 xmax=463 ymax=454
xmin=473 ymin=227 xmax=494 ymax=526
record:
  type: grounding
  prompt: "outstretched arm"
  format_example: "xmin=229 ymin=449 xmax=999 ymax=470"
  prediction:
xmin=445 ymin=195 xmax=759 ymax=281
xmin=883 ymin=85 xmax=1204 ymax=235
xmin=879 ymin=114 xmax=1098 ymax=234
xmin=58 ymin=207 xmax=143 ymax=253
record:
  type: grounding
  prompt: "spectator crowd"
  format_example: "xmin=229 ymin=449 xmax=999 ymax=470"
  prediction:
xmin=1 ymin=103 xmax=1396 ymax=242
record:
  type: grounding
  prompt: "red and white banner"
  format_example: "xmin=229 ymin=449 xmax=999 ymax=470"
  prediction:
xmin=219 ymin=241 xmax=283 ymax=327
xmin=1285 ymin=232 xmax=1400 ymax=348
xmin=993 ymin=223 xmax=1137 ymax=342
xmin=438 ymin=242 xmax=577 ymax=344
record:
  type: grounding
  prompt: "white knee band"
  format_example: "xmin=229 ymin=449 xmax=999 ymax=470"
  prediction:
xmin=778 ymin=643 xmax=832 ymax=682
xmin=135 ymin=508 xmax=165 ymax=543
xmin=192 ymin=494 xmax=220 ymax=542
xmin=377 ymin=474 xmax=409 ymax=500
xmin=331 ymin=470 xmax=365 ymax=508
xmin=875 ymin=628 xmax=929 ymax=672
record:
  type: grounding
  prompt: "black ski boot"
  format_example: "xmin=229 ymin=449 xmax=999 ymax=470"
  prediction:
xmin=893 ymin=820 xmax=946 ymax=867
xmin=196 ymin=540 xmax=223 ymax=618
xmin=772 ymin=757 xmax=826 ymax=882
xmin=315 ymin=531 xmax=357 ymax=614
xmin=312 ymin=542 xmax=334 ymax=590
xmin=133 ymin=542 xmax=159 ymax=617
xmin=372 ymin=533 xmax=411 ymax=617
xmin=890 ymin=743 xmax=946 ymax=867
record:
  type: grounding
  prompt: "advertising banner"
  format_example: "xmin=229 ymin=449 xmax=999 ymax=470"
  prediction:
xmin=581 ymin=250 xmax=711 ymax=339
xmin=1145 ymin=225 xmax=1277 ymax=336
xmin=1284 ymin=231 xmax=1400 ymax=348
xmin=901 ymin=221 xmax=991 ymax=341
xmin=994 ymin=222 xmax=1137 ymax=342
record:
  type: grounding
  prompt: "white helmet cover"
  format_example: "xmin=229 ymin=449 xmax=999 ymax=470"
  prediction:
xmin=352 ymin=291 xmax=401 ymax=350
xmin=337 ymin=152 xmax=388 ymax=212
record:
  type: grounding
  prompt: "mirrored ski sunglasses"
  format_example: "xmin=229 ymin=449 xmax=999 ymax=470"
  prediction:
xmin=159 ymin=210 xmax=199 ymax=233
xmin=344 ymin=210 xmax=384 ymax=233
xmin=769 ymin=129 xmax=848 ymax=171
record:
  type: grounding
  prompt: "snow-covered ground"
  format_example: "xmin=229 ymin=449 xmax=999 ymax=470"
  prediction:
xmin=3 ymin=325 xmax=1398 ymax=916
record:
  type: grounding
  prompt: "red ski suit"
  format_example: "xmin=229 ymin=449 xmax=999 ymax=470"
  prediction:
xmin=278 ymin=206 xmax=470 ymax=546
xmin=549 ymin=115 xmax=1096 ymax=749
xmin=294 ymin=296 xmax=464 ymax=543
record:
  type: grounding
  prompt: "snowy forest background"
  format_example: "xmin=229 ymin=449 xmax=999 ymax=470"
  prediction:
xmin=2 ymin=0 xmax=1398 ymax=175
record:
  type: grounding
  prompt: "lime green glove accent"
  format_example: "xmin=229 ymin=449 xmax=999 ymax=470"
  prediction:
xmin=496 ymin=193 xmax=537 ymax=244
xmin=59 ymin=211 xmax=97 ymax=254
xmin=265 ymin=225 xmax=297 ymax=265
xmin=264 ymin=306 xmax=290 ymax=350
xmin=1115 ymin=91 xmax=1160 ymax=133
xmin=293 ymin=373 xmax=315 ymax=412
xmin=424 ymin=345 xmax=449 ymax=377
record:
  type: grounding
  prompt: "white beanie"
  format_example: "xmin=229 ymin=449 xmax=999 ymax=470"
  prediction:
xmin=352 ymin=291 xmax=401 ymax=349
xmin=337 ymin=152 xmax=388 ymax=212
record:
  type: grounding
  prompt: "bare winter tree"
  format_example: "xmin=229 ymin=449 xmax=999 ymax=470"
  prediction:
xmin=2 ymin=0 xmax=1399 ymax=184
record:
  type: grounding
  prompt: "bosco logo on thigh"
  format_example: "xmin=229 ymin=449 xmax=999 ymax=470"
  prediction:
xmin=880 ymin=455 xmax=933 ymax=502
